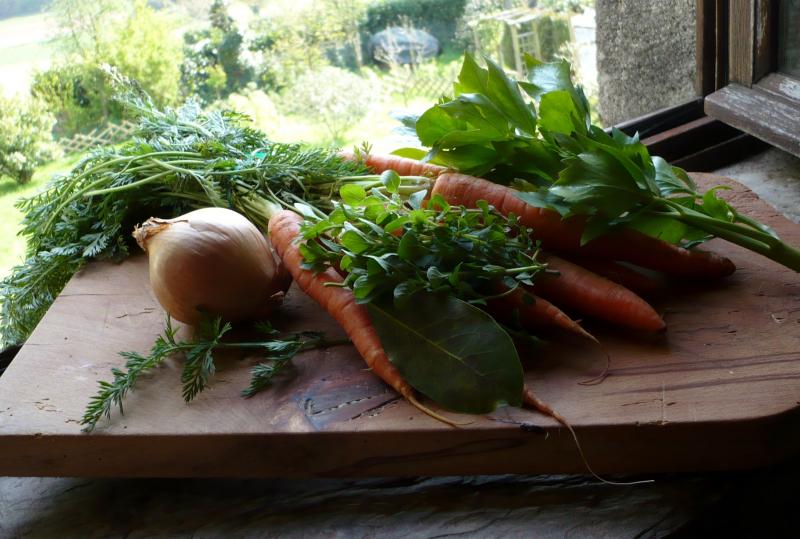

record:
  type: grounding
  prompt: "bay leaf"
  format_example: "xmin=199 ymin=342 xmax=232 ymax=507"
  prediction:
xmin=367 ymin=293 xmax=523 ymax=413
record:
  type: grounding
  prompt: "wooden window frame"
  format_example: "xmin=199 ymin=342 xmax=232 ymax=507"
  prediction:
xmin=603 ymin=0 xmax=776 ymax=172
xmin=702 ymin=0 xmax=800 ymax=156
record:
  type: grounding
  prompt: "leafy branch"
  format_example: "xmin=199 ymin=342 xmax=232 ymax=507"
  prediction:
xmin=80 ymin=316 xmax=343 ymax=432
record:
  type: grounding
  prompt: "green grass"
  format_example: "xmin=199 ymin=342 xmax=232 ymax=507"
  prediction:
xmin=0 ymin=11 xmax=58 ymax=96
xmin=0 ymin=40 xmax=54 ymax=66
xmin=0 ymin=153 xmax=82 ymax=280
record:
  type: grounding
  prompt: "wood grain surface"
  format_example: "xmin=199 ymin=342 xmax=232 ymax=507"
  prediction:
xmin=1 ymin=174 xmax=799 ymax=478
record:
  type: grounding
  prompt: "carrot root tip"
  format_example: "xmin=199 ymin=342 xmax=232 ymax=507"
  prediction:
xmin=407 ymin=394 xmax=471 ymax=427
xmin=522 ymin=386 xmax=653 ymax=486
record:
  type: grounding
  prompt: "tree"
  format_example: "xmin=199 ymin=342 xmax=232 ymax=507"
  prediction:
xmin=283 ymin=66 xmax=374 ymax=146
xmin=104 ymin=1 xmax=182 ymax=105
xmin=0 ymin=96 xmax=58 ymax=184
xmin=50 ymin=0 xmax=123 ymax=63
xmin=180 ymin=0 xmax=252 ymax=104
xmin=34 ymin=0 xmax=182 ymax=136
xmin=249 ymin=0 xmax=369 ymax=91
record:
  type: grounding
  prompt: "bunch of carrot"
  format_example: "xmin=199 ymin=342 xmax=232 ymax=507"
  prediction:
xmin=266 ymin=151 xmax=721 ymax=426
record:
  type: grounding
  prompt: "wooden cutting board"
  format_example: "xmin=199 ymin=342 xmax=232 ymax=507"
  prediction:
xmin=1 ymin=173 xmax=799 ymax=478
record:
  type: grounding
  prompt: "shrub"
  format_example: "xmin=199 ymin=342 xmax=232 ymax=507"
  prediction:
xmin=249 ymin=0 xmax=369 ymax=92
xmin=280 ymin=67 xmax=374 ymax=146
xmin=0 ymin=96 xmax=59 ymax=184
xmin=181 ymin=0 xmax=253 ymax=104
xmin=103 ymin=1 xmax=182 ymax=105
xmin=31 ymin=64 xmax=120 ymax=138
xmin=248 ymin=16 xmax=329 ymax=93
xmin=33 ymin=0 xmax=181 ymax=137
xmin=214 ymin=86 xmax=282 ymax=135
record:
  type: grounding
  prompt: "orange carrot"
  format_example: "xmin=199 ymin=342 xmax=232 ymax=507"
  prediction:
xmin=268 ymin=210 xmax=458 ymax=425
xmin=521 ymin=386 xmax=650 ymax=486
xmin=432 ymin=172 xmax=736 ymax=279
xmin=340 ymin=151 xmax=447 ymax=178
xmin=559 ymin=256 xmax=662 ymax=296
xmin=486 ymin=286 xmax=597 ymax=342
xmin=534 ymin=254 xmax=665 ymax=332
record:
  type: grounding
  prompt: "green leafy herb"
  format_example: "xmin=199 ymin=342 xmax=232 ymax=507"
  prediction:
xmin=179 ymin=316 xmax=231 ymax=403
xmin=367 ymin=293 xmax=523 ymax=413
xmin=299 ymin=189 xmax=546 ymax=305
xmin=242 ymin=329 xmax=336 ymax=398
xmin=298 ymin=187 xmax=545 ymax=413
xmin=80 ymin=315 xmax=337 ymax=432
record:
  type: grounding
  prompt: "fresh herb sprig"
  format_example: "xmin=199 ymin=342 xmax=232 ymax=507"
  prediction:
xmin=296 ymin=180 xmax=538 ymax=414
xmin=80 ymin=315 xmax=339 ymax=432
xmin=298 ymin=175 xmax=547 ymax=305
xmin=401 ymin=53 xmax=800 ymax=271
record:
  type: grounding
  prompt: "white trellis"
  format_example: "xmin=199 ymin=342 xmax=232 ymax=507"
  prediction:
xmin=59 ymin=121 xmax=137 ymax=154
xmin=468 ymin=7 xmax=577 ymax=77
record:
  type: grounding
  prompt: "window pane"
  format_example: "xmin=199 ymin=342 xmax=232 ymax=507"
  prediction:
xmin=779 ymin=0 xmax=800 ymax=78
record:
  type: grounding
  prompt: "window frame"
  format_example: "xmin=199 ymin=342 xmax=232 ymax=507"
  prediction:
xmin=702 ymin=0 xmax=800 ymax=156
xmin=604 ymin=0 xmax=774 ymax=171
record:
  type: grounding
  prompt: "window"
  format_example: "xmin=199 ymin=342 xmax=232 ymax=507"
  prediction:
xmin=703 ymin=0 xmax=800 ymax=157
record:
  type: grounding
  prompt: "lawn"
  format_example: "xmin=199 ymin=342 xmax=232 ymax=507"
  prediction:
xmin=0 ymin=154 xmax=82 ymax=280
xmin=0 ymin=11 xmax=58 ymax=97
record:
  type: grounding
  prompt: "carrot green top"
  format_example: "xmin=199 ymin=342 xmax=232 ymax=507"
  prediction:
xmin=397 ymin=53 xmax=800 ymax=272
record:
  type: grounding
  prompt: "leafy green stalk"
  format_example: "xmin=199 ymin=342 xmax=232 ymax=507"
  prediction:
xmin=405 ymin=53 xmax=800 ymax=272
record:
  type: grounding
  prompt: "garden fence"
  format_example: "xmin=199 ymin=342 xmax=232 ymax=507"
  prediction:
xmin=59 ymin=121 xmax=138 ymax=154
xmin=385 ymin=64 xmax=460 ymax=104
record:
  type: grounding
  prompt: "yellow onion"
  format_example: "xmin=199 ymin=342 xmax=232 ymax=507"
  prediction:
xmin=133 ymin=207 xmax=290 ymax=325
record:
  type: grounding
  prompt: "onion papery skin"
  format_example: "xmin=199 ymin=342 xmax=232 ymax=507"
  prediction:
xmin=134 ymin=207 xmax=283 ymax=326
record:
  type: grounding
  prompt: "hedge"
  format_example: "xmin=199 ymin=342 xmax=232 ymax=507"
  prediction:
xmin=361 ymin=0 xmax=469 ymax=49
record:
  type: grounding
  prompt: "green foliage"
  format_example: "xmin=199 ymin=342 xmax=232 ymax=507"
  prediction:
xmin=30 ymin=64 xmax=119 ymax=138
xmin=409 ymin=53 xmax=800 ymax=271
xmin=0 ymin=95 xmax=58 ymax=184
xmin=368 ymin=293 xmax=523 ymax=413
xmin=361 ymin=0 xmax=469 ymax=49
xmin=102 ymin=2 xmax=182 ymax=107
xmin=81 ymin=314 xmax=331 ymax=431
xmin=248 ymin=0 xmax=369 ymax=91
xmin=49 ymin=0 xmax=123 ymax=60
xmin=181 ymin=0 xmax=252 ymax=104
xmin=298 ymin=186 xmax=539 ymax=413
xmin=1 ymin=72 xmax=369 ymax=347
xmin=299 ymin=187 xmax=545 ymax=305
xmin=280 ymin=66 xmax=375 ymax=146
xmin=0 ymin=154 xmax=83 ymax=283
xmin=33 ymin=0 xmax=181 ymax=136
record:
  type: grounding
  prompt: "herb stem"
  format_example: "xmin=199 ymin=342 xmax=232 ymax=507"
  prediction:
xmin=84 ymin=170 xmax=175 ymax=197
xmin=660 ymin=201 xmax=800 ymax=270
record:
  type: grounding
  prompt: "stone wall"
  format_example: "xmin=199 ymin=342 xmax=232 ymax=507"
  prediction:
xmin=595 ymin=0 xmax=696 ymax=126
